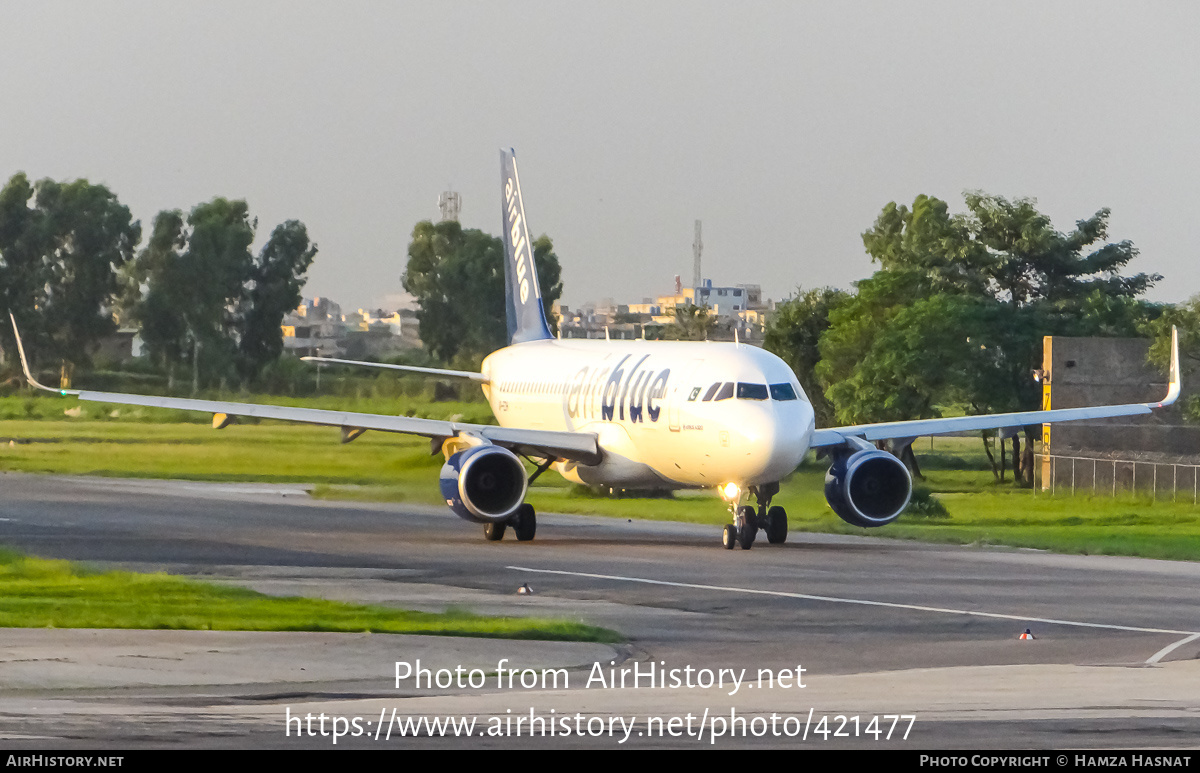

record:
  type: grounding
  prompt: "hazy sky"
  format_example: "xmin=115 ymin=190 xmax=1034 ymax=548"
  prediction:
xmin=2 ymin=2 xmax=1197 ymax=310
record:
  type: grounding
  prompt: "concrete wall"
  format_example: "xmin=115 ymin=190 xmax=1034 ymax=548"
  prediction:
xmin=1046 ymin=336 xmax=1200 ymax=461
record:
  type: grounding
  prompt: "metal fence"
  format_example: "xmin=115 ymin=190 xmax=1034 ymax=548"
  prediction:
xmin=1035 ymin=453 xmax=1200 ymax=503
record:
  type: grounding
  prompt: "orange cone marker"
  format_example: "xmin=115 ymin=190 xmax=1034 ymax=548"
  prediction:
xmin=1019 ymin=628 xmax=1035 ymax=640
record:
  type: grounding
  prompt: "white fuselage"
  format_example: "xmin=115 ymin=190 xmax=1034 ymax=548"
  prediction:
xmin=481 ymin=339 xmax=815 ymax=489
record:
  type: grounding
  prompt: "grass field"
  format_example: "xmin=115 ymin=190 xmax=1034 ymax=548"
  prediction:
xmin=0 ymin=419 xmax=444 ymax=486
xmin=0 ymin=548 xmax=619 ymax=641
xmin=1 ymin=402 xmax=1198 ymax=562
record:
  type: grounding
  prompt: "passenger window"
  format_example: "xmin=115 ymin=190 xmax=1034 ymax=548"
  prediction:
xmin=770 ymin=383 xmax=798 ymax=401
xmin=736 ymin=383 xmax=769 ymax=400
xmin=713 ymin=382 xmax=734 ymax=401
xmin=701 ymin=383 xmax=721 ymax=402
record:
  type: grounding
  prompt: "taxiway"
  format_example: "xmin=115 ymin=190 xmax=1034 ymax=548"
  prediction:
xmin=0 ymin=473 xmax=1196 ymax=748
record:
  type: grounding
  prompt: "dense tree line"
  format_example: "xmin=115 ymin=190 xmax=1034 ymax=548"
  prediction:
xmin=127 ymin=199 xmax=316 ymax=392
xmin=765 ymin=193 xmax=1164 ymax=484
xmin=0 ymin=174 xmax=140 ymax=377
xmin=0 ymin=173 xmax=315 ymax=392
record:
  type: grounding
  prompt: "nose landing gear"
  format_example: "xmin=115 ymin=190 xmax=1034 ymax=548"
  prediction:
xmin=719 ymin=482 xmax=786 ymax=549
xmin=736 ymin=505 xmax=757 ymax=549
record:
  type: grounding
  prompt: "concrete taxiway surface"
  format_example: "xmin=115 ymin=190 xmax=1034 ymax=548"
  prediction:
xmin=0 ymin=472 xmax=1197 ymax=748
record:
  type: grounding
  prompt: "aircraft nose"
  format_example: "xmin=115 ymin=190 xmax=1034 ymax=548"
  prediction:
xmin=734 ymin=400 xmax=811 ymax=482
xmin=737 ymin=405 xmax=777 ymax=447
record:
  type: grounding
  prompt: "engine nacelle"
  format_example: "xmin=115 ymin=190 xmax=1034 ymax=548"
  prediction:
xmin=824 ymin=449 xmax=912 ymax=528
xmin=439 ymin=445 xmax=528 ymax=523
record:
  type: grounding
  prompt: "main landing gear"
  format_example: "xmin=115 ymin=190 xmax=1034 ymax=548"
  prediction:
xmin=721 ymin=482 xmax=787 ymax=550
xmin=482 ymin=503 xmax=537 ymax=542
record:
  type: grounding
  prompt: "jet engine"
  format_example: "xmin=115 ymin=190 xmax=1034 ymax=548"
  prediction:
xmin=439 ymin=445 xmax=528 ymax=523
xmin=824 ymin=448 xmax=912 ymax=528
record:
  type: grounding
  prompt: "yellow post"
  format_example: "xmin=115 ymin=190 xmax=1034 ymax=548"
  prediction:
xmin=1041 ymin=336 xmax=1052 ymax=490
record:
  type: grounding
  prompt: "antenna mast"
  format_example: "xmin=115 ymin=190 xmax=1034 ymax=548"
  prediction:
xmin=438 ymin=189 xmax=461 ymax=222
xmin=692 ymin=220 xmax=702 ymax=289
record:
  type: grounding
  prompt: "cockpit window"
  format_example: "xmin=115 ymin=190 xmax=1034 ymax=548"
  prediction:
xmin=736 ymin=382 xmax=769 ymax=400
xmin=713 ymin=382 xmax=735 ymax=401
xmin=701 ymin=383 xmax=721 ymax=402
xmin=770 ymin=383 xmax=798 ymax=401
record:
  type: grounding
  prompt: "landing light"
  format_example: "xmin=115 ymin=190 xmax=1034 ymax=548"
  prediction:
xmin=721 ymin=482 xmax=741 ymax=501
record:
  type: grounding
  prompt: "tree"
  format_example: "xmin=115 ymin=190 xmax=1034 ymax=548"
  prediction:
xmin=820 ymin=193 xmax=1160 ymax=484
xmin=1146 ymin=295 xmax=1200 ymax=423
xmin=816 ymin=273 xmax=1003 ymax=421
xmin=0 ymin=174 xmax=140 ymax=375
xmin=128 ymin=199 xmax=315 ymax=392
xmin=124 ymin=210 xmax=188 ymax=378
xmin=130 ymin=199 xmax=253 ymax=392
xmin=38 ymin=179 xmax=142 ymax=369
xmin=763 ymin=287 xmax=848 ymax=427
xmin=860 ymin=194 xmax=988 ymax=296
xmin=964 ymin=194 xmax=1159 ymax=482
xmin=402 ymin=220 xmax=562 ymax=364
xmin=238 ymin=221 xmax=318 ymax=381
xmin=661 ymin=304 xmax=717 ymax=341
xmin=0 ymin=174 xmax=46 ymax=364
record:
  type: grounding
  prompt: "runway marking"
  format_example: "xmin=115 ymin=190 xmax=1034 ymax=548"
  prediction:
xmin=1146 ymin=632 xmax=1200 ymax=664
xmin=507 ymin=566 xmax=1200 ymax=646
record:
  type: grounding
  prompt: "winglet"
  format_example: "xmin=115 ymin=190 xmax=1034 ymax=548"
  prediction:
xmin=7 ymin=312 xmax=79 ymax=396
xmin=1154 ymin=325 xmax=1181 ymax=408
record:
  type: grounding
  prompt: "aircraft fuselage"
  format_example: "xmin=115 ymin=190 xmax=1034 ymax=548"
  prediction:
xmin=482 ymin=338 xmax=815 ymax=490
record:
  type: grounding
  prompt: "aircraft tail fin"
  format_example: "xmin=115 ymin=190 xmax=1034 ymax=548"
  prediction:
xmin=500 ymin=149 xmax=553 ymax=344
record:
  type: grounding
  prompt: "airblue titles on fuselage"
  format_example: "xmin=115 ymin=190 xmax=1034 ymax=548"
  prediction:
xmin=566 ymin=355 xmax=670 ymax=424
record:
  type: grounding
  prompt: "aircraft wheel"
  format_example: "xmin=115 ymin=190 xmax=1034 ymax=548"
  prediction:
xmin=737 ymin=506 xmax=756 ymax=549
xmin=483 ymin=521 xmax=506 ymax=541
xmin=513 ymin=503 xmax=537 ymax=541
xmin=722 ymin=523 xmax=737 ymax=549
xmin=766 ymin=506 xmax=788 ymax=544
xmin=738 ymin=505 xmax=758 ymax=534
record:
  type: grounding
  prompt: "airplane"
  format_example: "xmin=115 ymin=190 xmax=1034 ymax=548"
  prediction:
xmin=10 ymin=149 xmax=1182 ymax=550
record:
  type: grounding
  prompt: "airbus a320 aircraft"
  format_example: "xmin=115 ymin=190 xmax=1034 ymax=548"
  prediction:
xmin=12 ymin=149 xmax=1181 ymax=550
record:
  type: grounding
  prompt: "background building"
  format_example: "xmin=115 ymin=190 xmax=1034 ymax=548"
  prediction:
xmin=558 ymin=277 xmax=774 ymax=342
xmin=282 ymin=295 xmax=422 ymax=358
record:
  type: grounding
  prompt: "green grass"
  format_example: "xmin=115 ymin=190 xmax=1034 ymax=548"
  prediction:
xmin=0 ymin=420 xmax=446 ymax=490
xmin=0 ymin=549 xmax=620 ymax=642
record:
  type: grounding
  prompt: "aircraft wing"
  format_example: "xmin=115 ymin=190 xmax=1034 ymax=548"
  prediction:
xmin=811 ymin=326 xmax=1181 ymax=449
xmin=300 ymin=356 xmax=490 ymax=383
xmin=73 ymin=390 xmax=599 ymax=463
xmin=8 ymin=316 xmax=597 ymax=465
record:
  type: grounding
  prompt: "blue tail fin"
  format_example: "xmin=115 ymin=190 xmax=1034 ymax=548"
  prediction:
xmin=500 ymin=149 xmax=553 ymax=344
